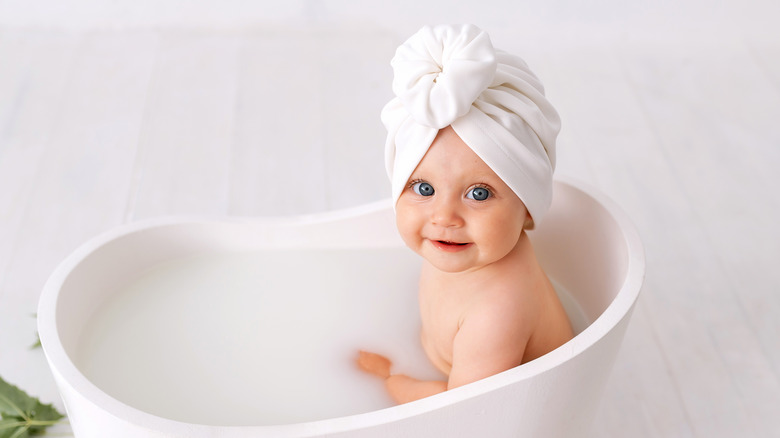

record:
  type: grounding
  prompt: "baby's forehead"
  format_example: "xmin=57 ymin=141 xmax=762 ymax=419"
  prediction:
xmin=415 ymin=130 xmax=501 ymax=176
xmin=409 ymin=162 xmax=498 ymax=182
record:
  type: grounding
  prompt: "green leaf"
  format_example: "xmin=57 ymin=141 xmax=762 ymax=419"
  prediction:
xmin=0 ymin=418 xmax=29 ymax=438
xmin=30 ymin=315 xmax=42 ymax=350
xmin=0 ymin=375 xmax=64 ymax=438
xmin=29 ymin=334 xmax=41 ymax=351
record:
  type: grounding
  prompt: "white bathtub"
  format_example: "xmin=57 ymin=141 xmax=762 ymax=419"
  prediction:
xmin=38 ymin=178 xmax=644 ymax=437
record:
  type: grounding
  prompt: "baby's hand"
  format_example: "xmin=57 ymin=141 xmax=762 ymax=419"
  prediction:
xmin=357 ymin=351 xmax=392 ymax=379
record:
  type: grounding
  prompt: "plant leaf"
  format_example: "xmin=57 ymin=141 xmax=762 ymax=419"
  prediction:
xmin=0 ymin=375 xmax=64 ymax=437
xmin=29 ymin=335 xmax=41 ymax=350
xmin=0 ymin=418 xmax=28 ymax=438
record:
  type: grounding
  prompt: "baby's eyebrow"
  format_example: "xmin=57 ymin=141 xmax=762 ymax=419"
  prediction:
xmin=470 ymin=174 xmax=501 ymax=185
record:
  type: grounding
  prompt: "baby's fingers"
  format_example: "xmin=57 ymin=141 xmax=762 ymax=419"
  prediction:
xmin=357 ymin=350 xmax=392 ymax=378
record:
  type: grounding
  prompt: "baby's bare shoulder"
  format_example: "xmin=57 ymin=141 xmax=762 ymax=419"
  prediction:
xmin=457 ymin=279 xmax=540 ymax=346
xmin=470 ymin=274 xmax=540 ymax=317
xmin=472 ymin=284 xmax=537 ymax=325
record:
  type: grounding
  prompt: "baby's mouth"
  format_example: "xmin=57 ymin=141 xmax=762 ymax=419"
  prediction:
xmin=438 ymin=240 xmax=467 ymax=246
xmin=430 ymin=239 xmax=472 ymax=252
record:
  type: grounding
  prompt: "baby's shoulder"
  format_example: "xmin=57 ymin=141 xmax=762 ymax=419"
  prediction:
xmin=464 ymin=281 xmax=539 ymax=330
xmin=452 ymin=282 xmax=538 ymax=361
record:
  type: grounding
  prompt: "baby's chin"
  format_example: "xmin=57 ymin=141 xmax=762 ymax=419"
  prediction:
xmin=420 ymin=245 xmax=521 ymax=275
xmin=421 ymin=254 xmax=486 ymax=275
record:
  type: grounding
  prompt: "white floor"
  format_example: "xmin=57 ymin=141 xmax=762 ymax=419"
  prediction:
xmin=1 ymin=3 xmax=779 ymax=437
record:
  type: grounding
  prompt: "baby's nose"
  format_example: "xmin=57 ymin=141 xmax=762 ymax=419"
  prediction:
xmin=430 ymin=196 xmax=465 ymax=227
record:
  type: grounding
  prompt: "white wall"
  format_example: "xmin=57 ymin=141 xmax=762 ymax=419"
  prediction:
xmin=1 ymin=0 xmax=778 ymax=42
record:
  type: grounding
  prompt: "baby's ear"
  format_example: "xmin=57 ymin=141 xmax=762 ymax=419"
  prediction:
xmin=523 ymin=214 xmax=535 ymax=230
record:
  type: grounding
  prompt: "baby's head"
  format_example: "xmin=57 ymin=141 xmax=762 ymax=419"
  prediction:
xmin=382 ymin=24 xmax=561 ymax=231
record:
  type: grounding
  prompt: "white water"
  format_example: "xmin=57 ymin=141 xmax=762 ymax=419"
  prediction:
xmin=76 ymin=248 xmax=587 ymax=426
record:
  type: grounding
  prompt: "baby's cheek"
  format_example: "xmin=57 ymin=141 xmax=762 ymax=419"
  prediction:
xmin=399 ymin=226 xmax=423 ymax=253
xmin=495 ymin=215 xmax=525 ymax=239
xmin=489 ymin=226 xmax=522 ymax=256
xmin=395 ymin=213 xmax=420 ymax=248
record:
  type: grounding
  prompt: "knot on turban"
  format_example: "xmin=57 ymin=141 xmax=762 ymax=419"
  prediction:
xmin=382 ymin=24 xmax=561 ymax=227
xmin=392 ymin=24 xmax=497 ymax=129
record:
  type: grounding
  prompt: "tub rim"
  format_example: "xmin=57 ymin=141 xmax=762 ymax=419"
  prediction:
xmin=37 ymin=176 xmax=645 ymax=436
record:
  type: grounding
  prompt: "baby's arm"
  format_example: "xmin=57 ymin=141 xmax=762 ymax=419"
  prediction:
xmin=357 ymin=351 xmax=447 ymax=404
xmin=358 ymin=299 xmax=531 ymax=404
xmin=447 ymin=298 xmax=531 ymax=389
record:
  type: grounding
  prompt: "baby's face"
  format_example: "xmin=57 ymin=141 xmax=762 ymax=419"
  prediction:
xmin=395 ymin=126 xmax=529 ymax=274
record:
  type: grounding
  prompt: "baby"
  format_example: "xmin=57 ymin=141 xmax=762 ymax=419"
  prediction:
xmin=358 ymin=24 xmax=573 ymax=404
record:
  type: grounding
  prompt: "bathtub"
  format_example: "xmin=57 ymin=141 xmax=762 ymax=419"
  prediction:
xmin=38 ymin=178 xmax=644 ymax=438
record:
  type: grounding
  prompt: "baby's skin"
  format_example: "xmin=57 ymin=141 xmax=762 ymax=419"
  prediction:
xmin=358 ymin=126 xmax=574 ymax=404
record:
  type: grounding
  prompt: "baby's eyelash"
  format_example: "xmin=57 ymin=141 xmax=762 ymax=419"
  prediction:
xmin=408 ymin=178 xmax=426 ymax=188
xmin=471 ymin=182 xmax=494 ymax=193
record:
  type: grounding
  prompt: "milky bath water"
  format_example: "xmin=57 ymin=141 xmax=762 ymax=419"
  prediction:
xmin=75 ymin=248 xmax=588 ymax=426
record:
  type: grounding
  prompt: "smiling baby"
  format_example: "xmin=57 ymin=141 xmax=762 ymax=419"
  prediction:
xmin=358 ymin=24 xmax=573 ymax=404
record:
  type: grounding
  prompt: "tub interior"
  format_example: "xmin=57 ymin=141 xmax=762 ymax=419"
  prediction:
xmin=51 ymin=182 xmax=630 ymax=428
xmin=76 ymin=247 xmax=432 ymax=425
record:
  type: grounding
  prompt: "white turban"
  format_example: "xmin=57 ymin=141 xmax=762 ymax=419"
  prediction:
xmin=381 ymin=24 xmax=561 ymax=227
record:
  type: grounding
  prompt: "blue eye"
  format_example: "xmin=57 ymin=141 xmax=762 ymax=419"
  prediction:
xmin=466 ymin=186 xmax=491 ymax=201
xmin=412 ymin=181 xmax=435 ymax=196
